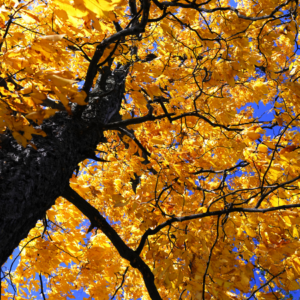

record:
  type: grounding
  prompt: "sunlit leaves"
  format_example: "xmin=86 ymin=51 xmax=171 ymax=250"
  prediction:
xmin=2 ymin=0 xmax=300 ymax=299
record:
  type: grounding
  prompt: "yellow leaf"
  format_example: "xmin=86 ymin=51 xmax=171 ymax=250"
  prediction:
xmin=151 ymin=138 xmax=165 ymax=145
xmin=131 ymin=91 xmax=147 ymax=108
xmin=270 ymin=197 xmax=286 ymax=207
xmin=12 ymin=131 xmax=27 ymax=147
xmin=53 ymin=87 xmax=70 ymax=111
xmin=22 ymin=10 xmax=39 ymax=22
xmin=275 ymin=116 xmax=283 ymax=126
xmin=112 ymin=194 xmax=124 ymax=201
xmin=70 ymin=90 xmax=87 ymax=105
xmin=257 ymin=144 xmax=268 ymax=153
xmin=75 ymin=0 xmax=120 ymax=18
xmin=253 ymin=81 xmax=269 ymax=95
xmin=293 ymin=227 xmax=299 ymax=239
xmin=29 ymin=92 xmax=47 ymax=103
xmin=23 ymin=126 xmax=46 ymax=139
xmin=20 ymin=84 xmax=33 ymax=94
xmin=285 ymin=279 xmax=300 ymax=291
xmin=52 ymin=0 xmax=89 ymax=18
xmin=280 ymin=145 xmax=297 ymax=154
xmin=40 ymin=34 xmax=65 ymax=42
xmin=197 ymin=207 xmax=208 ymax=213
xmin=44 ymin=108 xmax=59 ymax=118
xmin=5 ymin=56 xmax=30 ymax=69
xmin=246 ymin=131 xmax=261 ymax=141
xmin=122 ymin=112 xmax=132 ymax=120
xmin=286 ymin=82 xmax=300 ymax=98
xmin=245 ymin=225 xmax=256 ymax=238
xmin=46 ymin=74 xmax=76 ymax=86
xmin=26 ymin=112 xmax=45 ymax=124
xmin=282 ymin=215 xmax=292 ymax=227
xmin=227 ymin=76 xmax=235 ymax=87
xmin=114 ymin=201 xmax=129 ymax=207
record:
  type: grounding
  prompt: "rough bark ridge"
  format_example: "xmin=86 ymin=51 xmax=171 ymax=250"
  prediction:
xmin=0 ymin=67 xmax=127 ymax=266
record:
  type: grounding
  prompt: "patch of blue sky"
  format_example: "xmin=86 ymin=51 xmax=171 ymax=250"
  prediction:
xmin=229 ymin=0 xmax=237 ymax=8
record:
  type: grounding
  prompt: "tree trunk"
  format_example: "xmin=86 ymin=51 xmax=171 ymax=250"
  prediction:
xmin=0 ymin=69 xmax=126 ymax=266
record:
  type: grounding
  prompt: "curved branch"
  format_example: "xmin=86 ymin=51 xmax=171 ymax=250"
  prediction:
xmin=61 ymin=185 xmax=162 ymax=300
xmin=153 ymin=0 xmax=294 ymax=22
xmin=136 ymin=203 xmax=300 ymax=254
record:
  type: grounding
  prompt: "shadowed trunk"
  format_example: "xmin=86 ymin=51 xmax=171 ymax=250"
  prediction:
xmin=0 ymin=69 xmax=126 ymax=266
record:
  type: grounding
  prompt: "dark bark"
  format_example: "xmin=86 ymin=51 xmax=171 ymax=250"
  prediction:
xmin=0 ymin=68 xmax=127 ymax=267
xmin=61 ymin=185 xmax=163 ymax=300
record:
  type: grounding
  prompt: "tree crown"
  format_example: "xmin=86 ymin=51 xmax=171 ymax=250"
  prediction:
xmin=1 ymin=0 xmax=300 ymax=299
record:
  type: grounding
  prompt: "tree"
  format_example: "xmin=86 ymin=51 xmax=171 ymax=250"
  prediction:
xmin=1 ymin=0 xmax=300 ymax=298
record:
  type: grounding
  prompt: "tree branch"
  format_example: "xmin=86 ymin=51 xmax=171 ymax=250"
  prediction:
xmin=103 ymin=112 xmax=175 ymax=130
xmin=61 ymin=185 xmax=162 ymax=300
xmin=202 ymin=215 xmax=220 ymax=300
xmin=246 ymin=269 xmax=285 ymax=300
xmin=110 ymin=266 xmax=129 ymax=300
xmin=118 ymin=127 xmax=151 ymax=157
xmin=39 ymin=273 xmax=46 ymax=300
xmin=42 ymin=97 xmax=66 ymax=111
xmin=136 ymin=203 xmax=300 ymax=254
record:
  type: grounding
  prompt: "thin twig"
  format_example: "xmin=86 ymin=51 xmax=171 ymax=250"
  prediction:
xmin=246 ymin=269 xmax=285 ymax=300
xmin=202 ymin=215 xmax=220 ymax=300
xmin=39 ymin=273 xmax=46 ymax=300
xmin=110 ymin=267 xmax=129 ymax=299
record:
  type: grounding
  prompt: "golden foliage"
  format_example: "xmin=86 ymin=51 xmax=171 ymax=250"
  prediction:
xmin=2 ymin=0 xmax=300 ymax=299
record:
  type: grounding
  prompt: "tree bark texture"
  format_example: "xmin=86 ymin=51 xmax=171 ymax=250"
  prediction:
xmin=0 ymin=69 xmax=126 ymax=266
